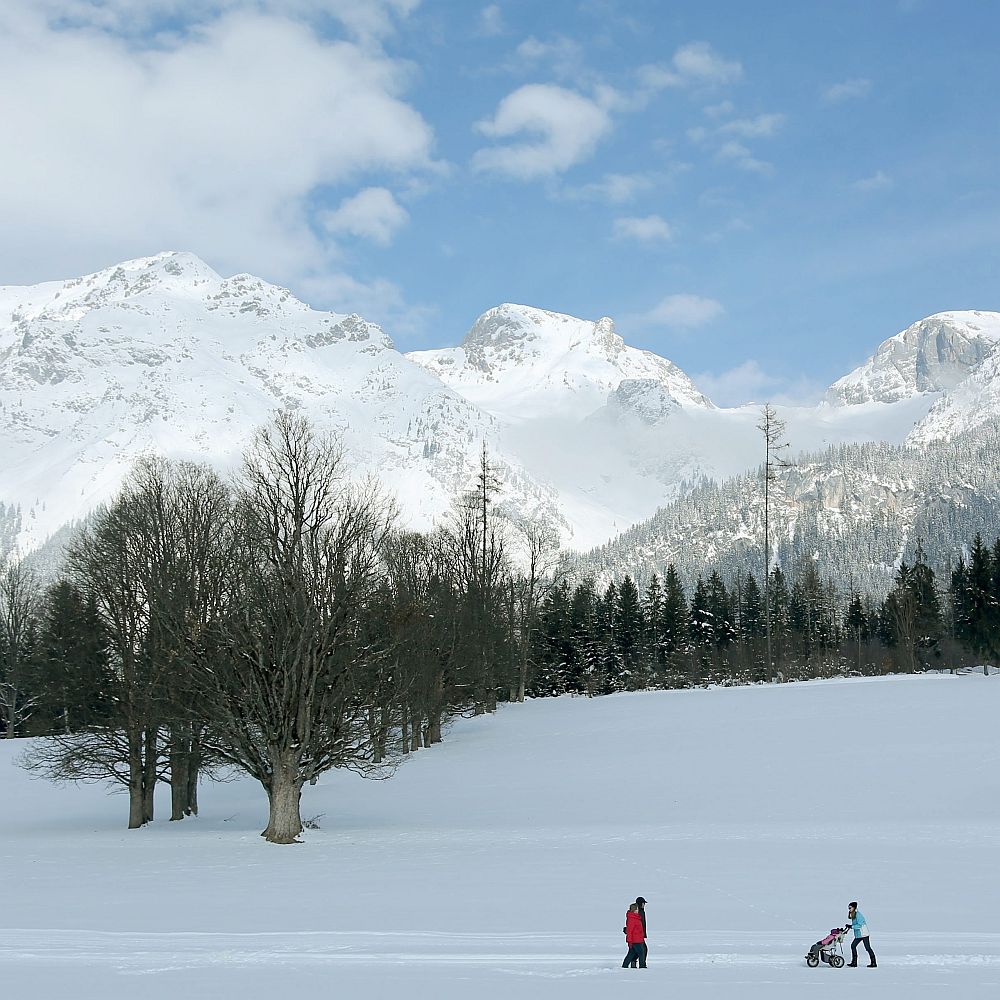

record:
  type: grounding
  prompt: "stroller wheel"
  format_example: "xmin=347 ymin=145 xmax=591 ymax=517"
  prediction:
xmin=806 ymin=954 xmax=820 ymax=968
xmin=830 ymin=955 xmax=845 ymax=968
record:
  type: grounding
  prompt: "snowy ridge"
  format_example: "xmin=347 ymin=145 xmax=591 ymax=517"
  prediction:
xmin=826 ymin=310 xmax=1000 ymax=406
xmin=407 ymin=302 xmax=712 ymax=421
xmin=4 ymin=253 xmax=1000 ymax=561
xmin=0 ymin=253 xmax=562 ymax=553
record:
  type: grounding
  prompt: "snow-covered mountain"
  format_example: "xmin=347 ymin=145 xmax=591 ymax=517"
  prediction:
xmin=907 ymin=347 xmax=1000 ymax=446
xmin=2 ymin=252 xmax=999 ymax=565
xmin=0 ymin=253 xmax=562 ymax=554
xmin=407 ymin=302 xmax=712 ymax=422
xmin=826 ymin=311 xmax=1000 ymax=405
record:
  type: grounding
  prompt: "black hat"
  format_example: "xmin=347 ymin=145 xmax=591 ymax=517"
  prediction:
xmin=636 ymin=897 xmax=647 ymax=905
xmin=849 ymin=901 xmax=858 ymax=908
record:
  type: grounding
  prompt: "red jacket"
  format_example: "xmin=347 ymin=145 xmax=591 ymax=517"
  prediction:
xmin=626 ymin=910 xmax=645 ymax=945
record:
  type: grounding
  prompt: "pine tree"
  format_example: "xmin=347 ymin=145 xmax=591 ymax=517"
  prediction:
xmin=614 ymin=575 xmax=644 ymax=688
xmin=660 ymin=565 xmax=690 ymax=681
xmin=32 ymin=580 xmax=109 ymax=734
xmin=642 ymin=574 xmax=664 ymax=677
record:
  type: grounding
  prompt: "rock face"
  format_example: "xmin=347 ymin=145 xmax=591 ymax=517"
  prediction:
xmin=907 ymin=350 xmax=1000 ymax=446
xmin=826 ymin=311 xmax=1000 ymax=405
xmin=606 ymin=379 xmax=688 ymax=425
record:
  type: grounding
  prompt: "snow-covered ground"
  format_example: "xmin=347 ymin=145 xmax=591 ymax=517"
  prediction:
xmin=3 ymin=673 xmax=1000 ymax=998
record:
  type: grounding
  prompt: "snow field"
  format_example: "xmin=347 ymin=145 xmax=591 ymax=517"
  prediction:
xmin=2 ymin=673 xmax=1000 ymax=998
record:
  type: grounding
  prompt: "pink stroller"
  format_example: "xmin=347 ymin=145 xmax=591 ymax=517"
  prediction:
xmin=805 ymin=926 xmax=848 ymax=968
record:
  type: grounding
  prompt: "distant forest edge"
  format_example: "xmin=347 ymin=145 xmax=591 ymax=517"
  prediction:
xmin=1 ymin=414 xmax=999 ymax=842
xmin=580 ymin=418 xmax=1000 ymax=598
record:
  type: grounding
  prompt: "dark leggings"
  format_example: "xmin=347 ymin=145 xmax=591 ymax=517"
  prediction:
xmin=851 ymin=936 xmax=876 ymax=965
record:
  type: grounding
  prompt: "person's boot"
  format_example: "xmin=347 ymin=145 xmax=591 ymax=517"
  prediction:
xmin=868 ymin=961 xmax=877 ymax=968
xmin=847 ymin=961 xmax=857 ymax=967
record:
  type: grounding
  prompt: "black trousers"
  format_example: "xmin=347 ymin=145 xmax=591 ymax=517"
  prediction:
xmin=850 ymin=936 xmax=876 ymax=965
xmin=622 ymin=942 xmax=647 ymax=968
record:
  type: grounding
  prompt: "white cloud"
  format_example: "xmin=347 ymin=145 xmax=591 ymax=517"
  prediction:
xmin=568 ymin=172 xmax=657 ymax=204
xmin=0 ymin=3 xmax=434 ymax=302
xmin=719 ymin=113 xmax=785 ymax=138
xmin=638 ymin=41 xmax=743 ymax=92
xmin=686 ymin=108 xmax=783 ymax=176
xmin=641 ymin=294 xmax=725 ymax=329
xmin=672 ymin=41 xmax=743 ymax=85
xmin=853 ymin=170 xmax=893 ymax=192
xmin=717 ymin=141 xmax=773 ymax=175
xmin=693 ymin=361 xmax=825 ymax=407
xmin=472 ymin=84 xmax=612 ymax=179
xmin=613 ymin=215 xmax=673 ymax=242
xmin=478 ymin=3 xmax=504 ymax=36
xmin=321 ymin=187 xmax=409 ymax=246
xmin=22 ymin=0 xmax=421 ymax=42
xmin=298 ymin=270 xmax=436 ymax=341
xmin=823 ymin=77 xmax=872 ymax=103
xmin=704 ymin=99 xmax=735 ymax=118
xmin=509 ymin=34 xmax=586 ymax=83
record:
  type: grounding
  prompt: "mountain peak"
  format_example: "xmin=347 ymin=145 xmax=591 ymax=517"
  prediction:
xmin=459 ymin=303 xmax=626 ymax=372
xmin=826 ymin=310 xmax=1000 ymax=406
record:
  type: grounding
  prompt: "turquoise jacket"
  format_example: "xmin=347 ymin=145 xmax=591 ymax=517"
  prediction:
xmin=851 ymin=910 xmax=869 ymax=938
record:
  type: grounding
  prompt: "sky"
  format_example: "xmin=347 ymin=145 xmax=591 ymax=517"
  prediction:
xmin=1 ymin=0 xmax=999 ymax=405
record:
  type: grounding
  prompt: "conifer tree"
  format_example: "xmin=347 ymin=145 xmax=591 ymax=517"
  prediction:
xmin=660 ymin=565 xmax=691 ymax=681
xmin=615 ymin=575 xmax=644 ymax=688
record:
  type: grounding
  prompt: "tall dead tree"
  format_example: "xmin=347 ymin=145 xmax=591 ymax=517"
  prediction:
xmin=757 ymin=404 xmax=790 ymax=679
xmin=453 ymin=443 xmax=507 ymax=715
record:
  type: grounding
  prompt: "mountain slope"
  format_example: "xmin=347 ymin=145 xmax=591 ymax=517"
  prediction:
xmin=826 ymin=310 xmax=1000 ymax=406
xmin=4 ymin=253 xmax=1000 ymax=563
xmin=406 ymin=302 xmax=712 ymax=422
xmin=0 ymin=253 xmax=561 ymax=553
xmin=577 ymin=421 xmax=1000 ymax=596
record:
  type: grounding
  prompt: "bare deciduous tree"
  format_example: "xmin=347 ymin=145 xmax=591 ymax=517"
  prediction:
xmin=510 ymin=517 xmax=562 ymax=702
xmin=0 ymin=560 xmax=41 ymax=737
xmin=189 ymin=413 xmax=400 ymax=844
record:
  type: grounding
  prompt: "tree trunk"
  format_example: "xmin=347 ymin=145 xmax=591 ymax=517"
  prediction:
xmin=410 ymin=712 xmax=422 ymax=751
xmin=426 ymin=708 xmax=442 ymax=745
xmin=127 ymin=727 xmax=145 ymax=829
xmin=262 ymin=749 xmax=304 ymax=844
xmin=186 ymin=729 xmax=201 ymax=816
xmin=142 ymin=725 xmax=158 ymax=824
xmin=169 ymin=725 xmax=189 ymax=821
xmin=368 ymin=706 xmax=383 ymax=764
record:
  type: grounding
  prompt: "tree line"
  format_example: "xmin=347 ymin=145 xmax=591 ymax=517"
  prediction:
xmin=1 ymin=415 xmax=557 ymax=842
xmin=2 ymin=413 xmax=998 ymax=842
xmin=530 ymin=537 xmax=1000 ymax=696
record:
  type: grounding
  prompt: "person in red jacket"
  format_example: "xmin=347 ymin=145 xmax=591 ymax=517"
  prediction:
xmin=622 ymin=903 xmax=647 ymax=969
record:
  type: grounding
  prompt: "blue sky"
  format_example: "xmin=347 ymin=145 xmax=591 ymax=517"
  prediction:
xmin=2 ymin=0 xmax=998 ymax=404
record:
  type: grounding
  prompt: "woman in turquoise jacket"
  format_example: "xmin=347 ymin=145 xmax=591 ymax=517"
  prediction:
xmin=845 ymin=901 xmax=877 ymax=967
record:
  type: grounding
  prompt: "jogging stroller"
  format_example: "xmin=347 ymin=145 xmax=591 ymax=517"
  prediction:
xmin=805 ymin=926 xmax=848 ymax=968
